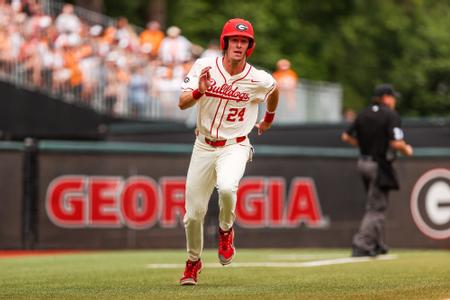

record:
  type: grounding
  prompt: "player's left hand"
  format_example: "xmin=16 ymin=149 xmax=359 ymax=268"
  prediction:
xmin=255 ymin=120 xmax=272 ymax=135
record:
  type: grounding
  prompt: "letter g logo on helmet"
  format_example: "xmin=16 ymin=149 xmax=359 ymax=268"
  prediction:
xmin=235 ymin=24 xmax=248 ymax=31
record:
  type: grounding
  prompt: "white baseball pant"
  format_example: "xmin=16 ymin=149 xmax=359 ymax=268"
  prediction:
xmin=183 ymin=137 xmax=251 ymax=261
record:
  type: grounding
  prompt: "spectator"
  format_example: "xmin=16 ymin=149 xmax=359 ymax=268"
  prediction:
xmin=10 ymin=0 xmax=21 ymax=13
xmin=154 ymin=26 xmax=193 ymax=119
xmin=36 ymin=32 xmax=54 ymax=90
xmin=52 ymin=33 xmax=83 ymax=98
xmin=102 ymin=25 xmax=116 ymax=46
xmin=79 ymin=47 xmax=101 ymax=103
xmin=153 ymin=62 xmax=186 ymax=119
xmin=55 ymin=4 xmax=81 ymax=34
xmin=65 ymin=34 xmax=83 ymax=97
xmin=18 ymin=27 xmax=41 ymax=85
xmin=0 ymin=24 xmax=23 ymax=74
xmin=272 ymin=58 xmax=298 ymax=110
xmin=127 ymin=66 xmax=148 ymax=117
xmin=21 ymin=2 xmax=50 ymax=35
xmin=77 ymin=25 xmax=107 ymax=102
xmin=89 ymin=25 xmax=113 ymax=58
xmin=158 ymin=25 xmax=192 ymax=66
xmin=139 ymin=20 xmax=164 ymax=59
xmin=201 ymin=39 xmax=221 ymax=58
xmin=0 ymin=0 xmax=12 ymax=19
xmin=115 ymin=16 xmax=139 ymax=51
xmin=104 ymin=51 xmax=129 ymax=115
xmin=11 ymin=0 xmax=33 ymax=16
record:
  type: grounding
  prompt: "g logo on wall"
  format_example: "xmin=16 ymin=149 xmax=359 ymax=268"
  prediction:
xmin=410 ymin=168 xmax=450 ymax=240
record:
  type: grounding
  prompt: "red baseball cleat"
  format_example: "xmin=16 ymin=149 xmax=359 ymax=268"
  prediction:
xmin=218 ymin=227 xmax=235 ymax=265
xmin=180 ymin=259 xmax=202 ymax=286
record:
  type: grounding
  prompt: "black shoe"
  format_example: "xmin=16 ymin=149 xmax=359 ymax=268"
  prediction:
xmin=351 ymin=246 xmax=377 ymax=257
xmin=375 ymin=245 xmax=389 ymax=255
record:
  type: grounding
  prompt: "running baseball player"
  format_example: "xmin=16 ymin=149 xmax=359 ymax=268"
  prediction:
xmin=178 ymin=18 xmax=279 ymax=285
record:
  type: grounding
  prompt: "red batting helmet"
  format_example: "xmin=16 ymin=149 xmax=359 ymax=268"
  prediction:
xmin=220 ymin=18 xmax=255 ymax=57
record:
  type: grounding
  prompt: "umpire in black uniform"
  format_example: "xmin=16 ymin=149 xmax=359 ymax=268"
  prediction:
xmin=341 ymin=83 xmax=413 ymax=257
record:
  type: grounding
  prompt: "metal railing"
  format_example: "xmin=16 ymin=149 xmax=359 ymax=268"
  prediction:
xmin=0 ymin=0 xmax=342 ymax=125
xmin=270 ymin=79 xmax=342 ymax=124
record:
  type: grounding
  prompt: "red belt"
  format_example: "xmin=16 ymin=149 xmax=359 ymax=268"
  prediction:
xmin=204 ymin=136 xmax=246 ymax=147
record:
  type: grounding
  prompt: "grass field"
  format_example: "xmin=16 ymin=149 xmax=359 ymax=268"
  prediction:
xmin=0 ymin=248 xmax=449 ymax=300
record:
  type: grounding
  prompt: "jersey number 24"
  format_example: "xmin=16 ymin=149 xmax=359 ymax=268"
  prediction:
xmin=226 ymin=107 xmax=246 ymax=122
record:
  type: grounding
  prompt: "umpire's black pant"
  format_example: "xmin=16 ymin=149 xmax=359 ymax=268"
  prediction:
xmin=353 ymin=158 xmax=389 ymax=252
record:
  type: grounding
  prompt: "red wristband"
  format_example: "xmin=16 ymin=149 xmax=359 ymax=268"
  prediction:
xmin=264 ymin=110 xmax=275 ymax=123
xmin=192 ymin=89 xmax=204 ymax=100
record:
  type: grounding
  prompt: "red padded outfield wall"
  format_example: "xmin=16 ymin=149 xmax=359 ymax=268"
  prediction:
xmin=1 ymin=140 xmax=449 ymax=250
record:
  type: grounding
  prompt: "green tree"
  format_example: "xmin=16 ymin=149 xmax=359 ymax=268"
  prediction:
xmin=323 ymin=0 xmax=450 ymax=115
xmin=390 ymin=1 xmax=450 ymax=116
xmin=102 ymin=0 xmax=148 ymax=26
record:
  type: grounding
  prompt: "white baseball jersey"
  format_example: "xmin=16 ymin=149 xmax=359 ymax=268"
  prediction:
xmin=181 ymin=56 xmax=276 ymax=140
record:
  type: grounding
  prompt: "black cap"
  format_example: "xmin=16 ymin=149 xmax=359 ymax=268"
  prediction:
xmin=373 ymin=83 xmax=401 ymax=98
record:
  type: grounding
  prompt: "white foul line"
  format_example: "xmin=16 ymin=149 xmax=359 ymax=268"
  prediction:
xmin=145 ymin=255 xmax=397 ymax=269
xmin=292 ymin=254 xmax=397 ymax=267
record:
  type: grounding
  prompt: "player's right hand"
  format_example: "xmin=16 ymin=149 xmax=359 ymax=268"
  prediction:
xmin=198 ymin=67 xmax=212 ymax=93
xmin=404 ymin=144 xmax=414 ymax=156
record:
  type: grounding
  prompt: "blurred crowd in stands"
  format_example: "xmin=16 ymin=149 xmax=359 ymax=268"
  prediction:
xmin=0 ymin=0 xmax=221 ymax=119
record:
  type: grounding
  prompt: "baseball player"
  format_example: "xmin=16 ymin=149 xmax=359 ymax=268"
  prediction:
xmin=178 ymin=18 xmax=279 ymax=285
